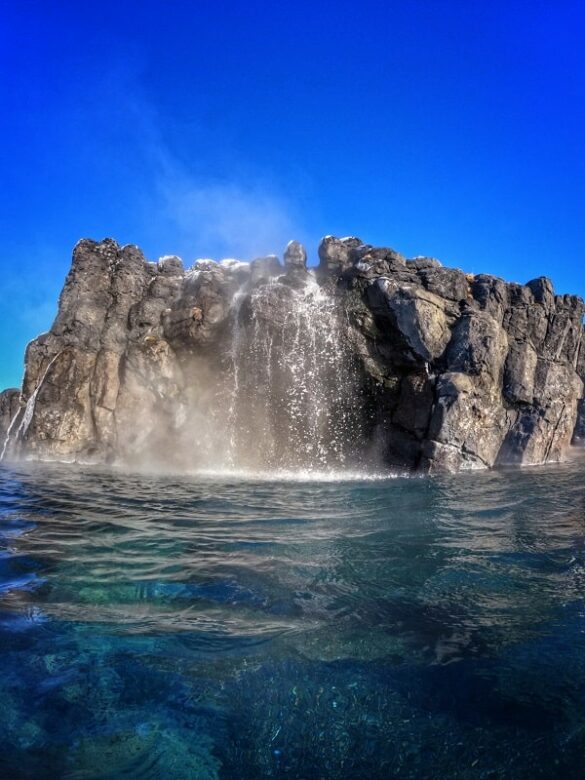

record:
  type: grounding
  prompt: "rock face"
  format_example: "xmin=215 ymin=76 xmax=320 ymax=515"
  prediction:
xmin=1 ymin=235 xmax=584 ymax=473
xmin=0 ymin=389 xmax=20 ymax=454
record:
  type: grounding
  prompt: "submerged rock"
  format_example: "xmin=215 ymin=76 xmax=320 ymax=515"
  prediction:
xmin=1 ymin=235 xmax=583 ymax=473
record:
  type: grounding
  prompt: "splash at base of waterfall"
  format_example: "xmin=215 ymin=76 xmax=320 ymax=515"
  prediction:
xmin=146 ymin=466 xmax=399 ymax=482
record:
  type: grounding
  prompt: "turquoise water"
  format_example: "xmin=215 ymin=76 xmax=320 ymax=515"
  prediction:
xmin=1 ymin=461 xmax=585 ymax=778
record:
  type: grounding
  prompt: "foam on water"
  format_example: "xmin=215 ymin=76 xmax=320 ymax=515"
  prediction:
xmin=181 ymin=467 xmax=401 ymax=483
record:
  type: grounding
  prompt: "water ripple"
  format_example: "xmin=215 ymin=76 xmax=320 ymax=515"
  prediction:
xmin=1 ymin=460 xmax=585 ymax=778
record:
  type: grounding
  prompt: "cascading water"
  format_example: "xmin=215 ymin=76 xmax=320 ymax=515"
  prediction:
xmin=218 ymin=273 xmax=371 ymax=475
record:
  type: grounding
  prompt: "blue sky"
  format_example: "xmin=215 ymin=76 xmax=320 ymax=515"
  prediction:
xmin=1 ymin=0 xmax=584 ymax=388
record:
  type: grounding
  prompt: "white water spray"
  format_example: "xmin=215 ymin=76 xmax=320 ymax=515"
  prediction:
xmin=219 ymin=274 xmax=369 ymax=474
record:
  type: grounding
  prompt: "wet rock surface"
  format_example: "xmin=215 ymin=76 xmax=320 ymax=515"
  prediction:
xmin=1 ymin=235 xmax=584 ymax=473
xmin=0 ymin=389 xmax=20 ymax=450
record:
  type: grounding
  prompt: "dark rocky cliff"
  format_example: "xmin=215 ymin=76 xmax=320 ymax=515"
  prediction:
xmin=1 ymin=236 xmax=583 ymax=473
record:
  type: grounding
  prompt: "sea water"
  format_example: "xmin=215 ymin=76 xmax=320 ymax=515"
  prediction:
xmin=1 ymin=459 xmax=585 ymax=778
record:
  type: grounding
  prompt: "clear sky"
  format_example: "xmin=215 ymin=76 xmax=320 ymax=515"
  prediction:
xmin=1 ymin=0 xmax=584 ymax=389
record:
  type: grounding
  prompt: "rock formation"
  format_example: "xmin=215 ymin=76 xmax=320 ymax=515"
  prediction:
xmin=0 ymin=389 xmax=20 ymax=456
xmin=1 ymin=236 xmax=583 ymax=473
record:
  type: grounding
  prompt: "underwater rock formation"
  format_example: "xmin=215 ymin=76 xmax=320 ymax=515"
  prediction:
xmin=1 ymin=235 xmax=584 ymax=473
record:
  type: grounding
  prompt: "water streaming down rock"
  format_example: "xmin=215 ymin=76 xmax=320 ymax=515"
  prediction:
xmin=1 ymin=235 xmax=584 ymax=473
xmin=223 ymin=275 xmax=370 ymax=472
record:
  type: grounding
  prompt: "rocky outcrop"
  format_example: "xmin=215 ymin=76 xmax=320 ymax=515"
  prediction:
xmin=1 ymin=235 xmax=583 ymax=473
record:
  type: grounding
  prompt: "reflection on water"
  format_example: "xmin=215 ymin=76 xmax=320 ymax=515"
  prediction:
xmin=1 ymin=461 xmax=585 ymax=778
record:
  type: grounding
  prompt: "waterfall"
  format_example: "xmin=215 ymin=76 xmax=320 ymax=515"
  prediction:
xmin=4 ymin=254 xmax=376 ymax=475
xmin=1 ymin=352 xmax=63 ymax=462
xmin=220 ymin=274 xmax=368 ymax=474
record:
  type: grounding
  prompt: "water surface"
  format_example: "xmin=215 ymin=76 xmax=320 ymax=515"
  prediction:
xmin=1 ymin=461 xmax=585 ymax=778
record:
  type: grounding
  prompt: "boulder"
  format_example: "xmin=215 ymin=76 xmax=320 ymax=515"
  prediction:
xmin=284 ymin=240 xmax=307 ymax=270
xmin=317 ymin=236 xmax=363 ymax=275
xmin=366 ymin=279 xmax=452 ymax=363
xmin=250 ymin=255 xmax=282 ymax=285
xmin=445 ymin=312 xmax=508 ymax=385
